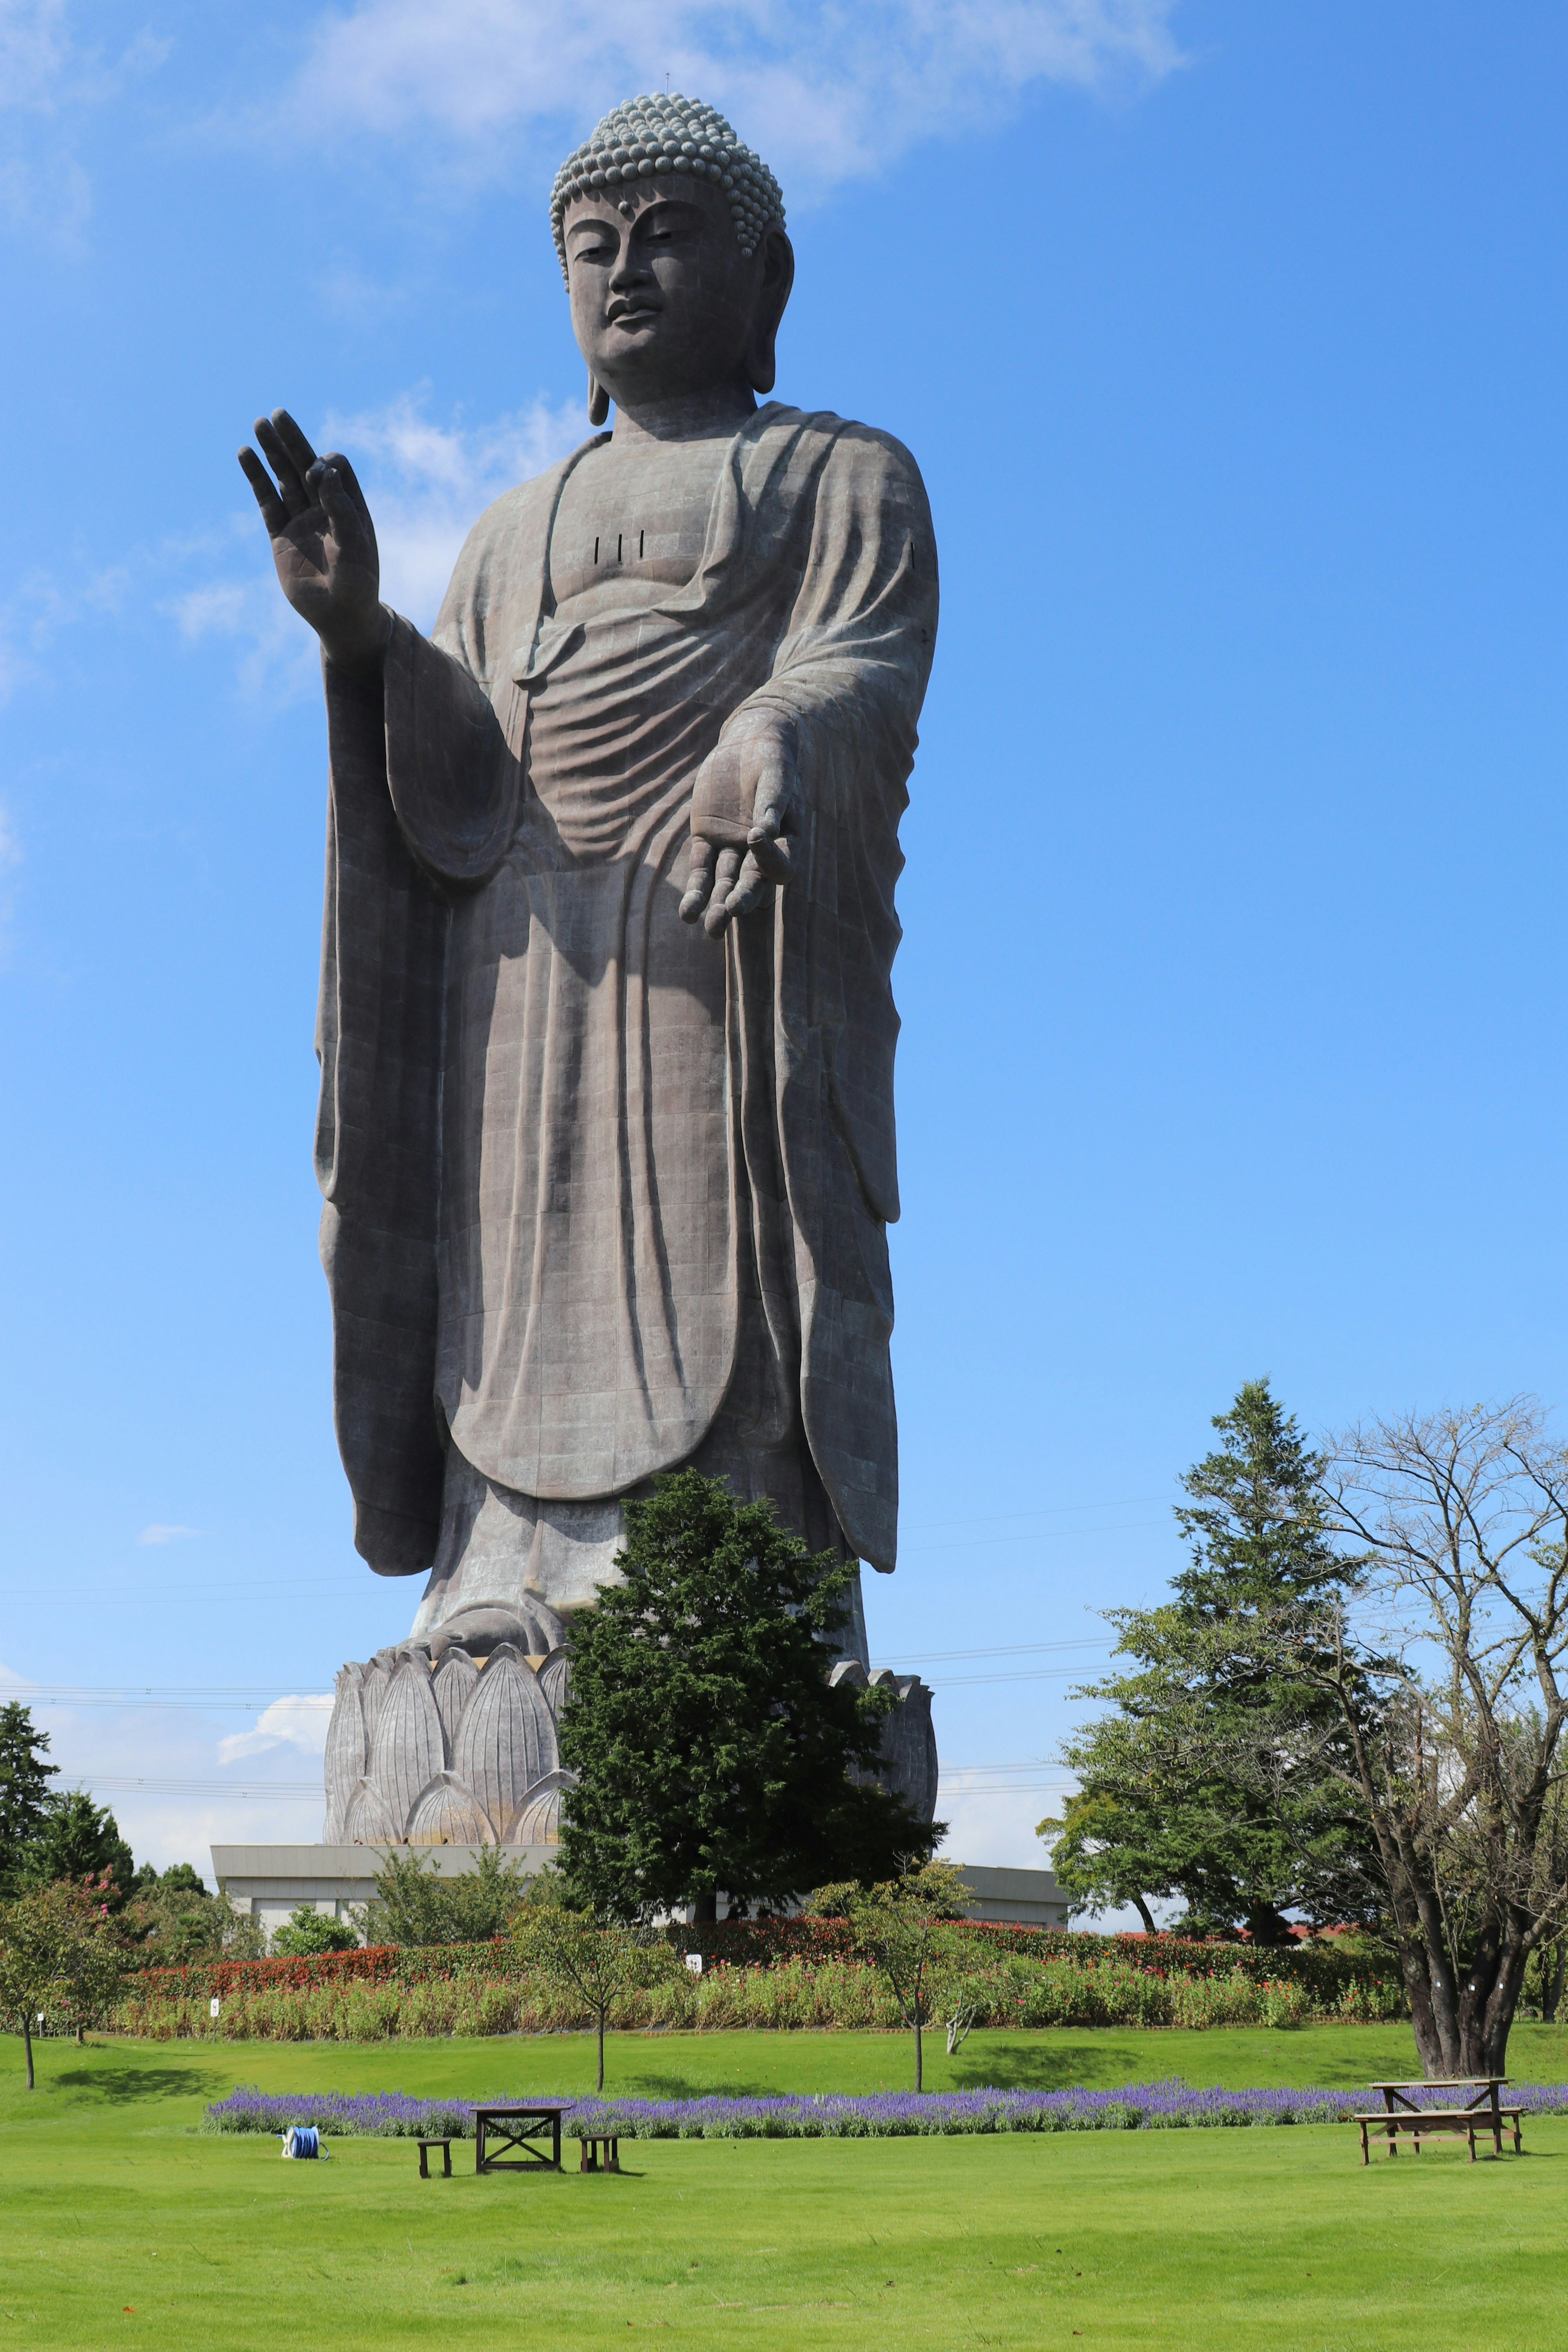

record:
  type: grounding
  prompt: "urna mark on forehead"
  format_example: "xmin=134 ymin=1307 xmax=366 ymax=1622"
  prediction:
xmin=550 ymin=93 xmax=786 ymax=281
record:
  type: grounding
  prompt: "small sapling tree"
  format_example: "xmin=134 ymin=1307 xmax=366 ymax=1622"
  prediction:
xmin=812 ymin=1858 xmax=973 ymax=2091
xmin=512 ymin=1876 xmax=669 ymax=2091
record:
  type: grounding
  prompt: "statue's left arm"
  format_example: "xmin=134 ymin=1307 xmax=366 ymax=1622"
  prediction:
xmin=704 ymin=420 xmax=939 ymax=1568
xmin=724 ymin=421 xmax=938 ymax=1221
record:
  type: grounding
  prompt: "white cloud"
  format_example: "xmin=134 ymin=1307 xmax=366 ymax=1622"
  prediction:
xmin=0 ymin=397 xmax=581 ymax=707
xmin=218 ymin=1693 xmax=334 ymax=1765
xmin=0 ymin=3 xmax=168 ymax=245
xmin=0 ymin=0 xmax=72 ymax=106
xmin=137 ymin=1523 xmax=203 ymax=1546
xmin=276 ymin=0 xmax=1184 ymax=195
xmin=320 ymin=392 xmax=585 ymax=625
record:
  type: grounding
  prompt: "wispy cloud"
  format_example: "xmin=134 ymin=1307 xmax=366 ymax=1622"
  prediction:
xmin=138 ymin=1523 xmax=203 ymax=1546
xmin=0 ymin=1 xmax=168 ymax=246
xmin=219 ymin=1693 xmax=334 ymax=1765
xmin=0 ymin=396 xmax=583 ymax=709
xmin=170 ymin=389 xmax=585 ymax=688
xmin=273 ymin=0 xmax=1184 ymax=196
xmin=320 ymin=391 xmax=586 ymax=623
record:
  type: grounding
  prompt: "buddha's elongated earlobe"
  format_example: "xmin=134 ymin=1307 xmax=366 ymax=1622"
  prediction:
xmin=744 ymin=332 xmax=776 ymax=396
xmin=587 ymin=371 xmax=610 ymax=427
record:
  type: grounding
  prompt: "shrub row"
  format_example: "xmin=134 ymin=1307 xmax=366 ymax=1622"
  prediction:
xmin=136 ymin=1922 xmax=1389 ymax=2006
xmin=114 ymin=1951 xmax=1405 ymax=2042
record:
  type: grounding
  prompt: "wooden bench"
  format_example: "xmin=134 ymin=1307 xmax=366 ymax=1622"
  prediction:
xmin=1354 ymin=2078 xmax=1523 ymax=2163
xmin=416 ymin=2136 xmax=452 ymax=2179
xmin=578 ymin=2134 xmax=620 ymax=2173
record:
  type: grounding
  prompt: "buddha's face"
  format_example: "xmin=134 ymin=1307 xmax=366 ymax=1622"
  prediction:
xmin=564 ymin=181 xmax=793 ymax=405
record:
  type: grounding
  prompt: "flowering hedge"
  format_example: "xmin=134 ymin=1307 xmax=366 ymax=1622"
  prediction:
xmin=116 ymin=1947 xmax=1404 ymax=2042
xmin=203 ymin=2078 xmax=1568 ymax=2140
xmin=134 ymin=1922 xmax=1388 ymax=2006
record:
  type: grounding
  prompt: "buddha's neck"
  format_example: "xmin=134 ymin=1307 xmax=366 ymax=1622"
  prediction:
xmin=608 ymin=383 xmax=758 ymax=450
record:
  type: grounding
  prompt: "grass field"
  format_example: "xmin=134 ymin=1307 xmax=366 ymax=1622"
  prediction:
xmin=4 ymin=2027 xmax=1566 ymax=2348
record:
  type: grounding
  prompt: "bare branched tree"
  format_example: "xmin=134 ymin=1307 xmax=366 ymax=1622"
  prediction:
xmin=1306 ymin=1398 xmax=1568 ymax=2076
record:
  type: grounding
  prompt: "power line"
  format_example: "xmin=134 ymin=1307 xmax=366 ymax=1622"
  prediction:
xmin=88 ymin=1777 xmax=323 ymax=1800
xmin=901 ymin=1497 xmax=1167 ymax=1532
xmin=872 ymin=1638 xmax=1109 ymax=1665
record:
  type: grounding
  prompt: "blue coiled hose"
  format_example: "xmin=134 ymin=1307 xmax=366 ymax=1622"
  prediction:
xmin=282 ymin=2125 xmax=324 ymax=2159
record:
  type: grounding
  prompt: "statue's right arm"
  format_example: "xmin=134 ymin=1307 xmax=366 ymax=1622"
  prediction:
xmin=238 ymin=409 xmax=392 ymax=683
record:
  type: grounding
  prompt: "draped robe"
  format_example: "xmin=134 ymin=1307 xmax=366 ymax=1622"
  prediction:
xmin=314 ymin=403 xmax=938 ymax=1630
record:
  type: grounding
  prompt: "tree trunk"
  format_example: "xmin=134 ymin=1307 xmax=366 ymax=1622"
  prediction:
xmin=690 ymin=1890 xmax=718 ymax=1924
xmin=913 ymin=2008 xmax=922 ymax=2094
xmin=1131 ymin=1895 xmax=1156 ymax=1936
xmin=1541 ymin=1942 xmax=1566 ymax=2025
xmin=1460 ymin=1909 xmax=1530 ymax=2077
xmin=22 ymin=2017 xmax=34 ymax=2091
xmin=596 ymin=2006 xmax=606 ymax=2094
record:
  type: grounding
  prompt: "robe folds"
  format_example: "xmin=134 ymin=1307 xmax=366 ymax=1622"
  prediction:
xmin=314 ymin=403 xmax=938 ymax=1591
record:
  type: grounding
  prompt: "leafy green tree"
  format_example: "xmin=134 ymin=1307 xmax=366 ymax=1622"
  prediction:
xmin=810 ymin=1858 xmax=973 ymax=2091
xmin=558 ymin=1470 xmax=940 ymax=1922
xmin=354 ymin=1845 xmax=533 ymax=1948
xmin=1040 ymin=1381 xmax=1376 ymax=1941
xmin=0 ymin=1704 xmax=59 ymax=1895
xmin=0 ymin=1899 xmax=52 ymax=2087
xmin=512 ymin=1874 xmax=672 ymax=2091
xmin=0 ymin=1877 xmax=128 ymax=2076
xmin=268 ymin=1903 xmax=360 ymax=1956
xmin=19 ymin=1791 xmax=135 ymax=1907
xmin=125 ymin=1864 xmax=258 ymax=1965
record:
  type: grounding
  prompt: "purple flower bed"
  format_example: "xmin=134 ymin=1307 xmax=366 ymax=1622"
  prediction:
xmin=203 ymin=2080 xmax=1568 ymax=2141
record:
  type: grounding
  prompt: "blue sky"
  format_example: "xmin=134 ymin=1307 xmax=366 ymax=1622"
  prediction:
xmin=2 ymin=2 xmax=1565 ymax=1891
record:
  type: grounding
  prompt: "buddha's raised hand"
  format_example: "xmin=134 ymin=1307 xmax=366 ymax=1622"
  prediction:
xmin=681 ymin=714 xmax=799 ymax=937
xmin=238 ymin=409 xmax=390 ymax=679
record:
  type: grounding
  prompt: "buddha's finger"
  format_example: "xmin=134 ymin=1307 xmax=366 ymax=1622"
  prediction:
xmin=237 ymin=446 xmax=288 ymax=536
xmin=679 ymin=835 xmax=716 ymax=924
xmin=271 ymin=408 xmax=321 ymax=479
xmin=317 ymin=448 xmax=370 ymax=508
xmin=310 ymin=463 xmax=369 ymax=553
xmin=727 ymin=851 xmax=776 ymax=916
xmin=704 ymin=847 xmax=744 ymax=935
xmin=256 ymin=416 xmax=311 ymax=516
xmin=746 ymin=824 xmax=792 ymax=884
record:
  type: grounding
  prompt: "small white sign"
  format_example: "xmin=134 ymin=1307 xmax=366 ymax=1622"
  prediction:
xmin=684 ymin=1953 xmax=703 ymax=1976
xmin=210 ymin=1998 xmax=221 ymax=2018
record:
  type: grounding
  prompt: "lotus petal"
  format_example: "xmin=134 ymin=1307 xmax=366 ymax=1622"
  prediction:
xmin=406 ymin=1773 xmax=494 ymax=1846
xmin=877 ymin=1677 xmax=938 ymax=1823
xmin=323 ymin=1665 xmax=367 ymax=1842
xmin=344 ymin=1777 xmax=400 ymax=1846
xmin=360 ymin=1658 xmax=391 ymax=1751
xmin=432 ymin=1648 xmax=478 ymax=1759
xmin=538 ymin=1645 xmax=572 ymax=1724
xmin=829 ymin=1659 xmax=867 ymax=1689
xmin=368 ymin=1653 xmax=445 ymax=1838
xmin=509 ymin=1768 xmax=577 ymax=1846
xmin=452 ymin=1644 xmax=557 ymax=1840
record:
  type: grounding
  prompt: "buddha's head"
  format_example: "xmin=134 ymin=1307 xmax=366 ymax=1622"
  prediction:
xmin=551 ymin=95 xmax=794 ymax=419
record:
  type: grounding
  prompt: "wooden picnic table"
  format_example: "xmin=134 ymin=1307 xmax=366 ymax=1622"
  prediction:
xmin=1354 ymin=2078 xmax=1523 ymax=2164
xmin=472 ymin=2103 xmax=569 ymax=2174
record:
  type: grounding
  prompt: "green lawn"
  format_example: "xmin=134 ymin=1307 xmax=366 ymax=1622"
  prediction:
xmin=4 ymin=2029 xmax=1566 ymax=2349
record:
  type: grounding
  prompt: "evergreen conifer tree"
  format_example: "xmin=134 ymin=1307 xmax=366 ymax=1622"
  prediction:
xmin=0 ymin=1705 xmax=59 ymax=1896
xmin=1042 ymin=1381 xmax=1377 ymax=1940
xmin=557 ymin=1470 xmax=940 ymax=1920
